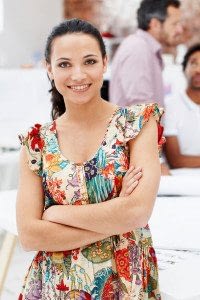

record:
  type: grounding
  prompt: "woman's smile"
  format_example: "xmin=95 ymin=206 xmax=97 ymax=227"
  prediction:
xmin=67 ymin=83 xmax=92 ymax=93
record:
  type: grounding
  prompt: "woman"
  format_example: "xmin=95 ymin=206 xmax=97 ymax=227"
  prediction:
xmin=17 ymin=19 xmax=164 ymax=299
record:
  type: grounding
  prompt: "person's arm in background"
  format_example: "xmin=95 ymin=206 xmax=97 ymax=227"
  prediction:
xmin=165 ymin=136 xmax=200 ymax=168
xmin=43 ymin=117 xmax=160 ymax=235
xmin=164 ymin=97 xmax=200 ymax=168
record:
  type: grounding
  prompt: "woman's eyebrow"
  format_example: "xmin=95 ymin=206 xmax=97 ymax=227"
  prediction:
xmin=83 ymin=54 xmax=98 ymax=58
xmin=56 ymin=54 xmax=98 ymax=61
xmin=56 ymin=57 xmax=70 ymax=61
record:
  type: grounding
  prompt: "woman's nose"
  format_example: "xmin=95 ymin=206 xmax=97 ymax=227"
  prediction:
xmin=70 ymin=66 xmax=87 ymax=81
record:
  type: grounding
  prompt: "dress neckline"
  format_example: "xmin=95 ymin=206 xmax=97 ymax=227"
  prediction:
xmin=52 ymin=106 xmax=121 ymax=166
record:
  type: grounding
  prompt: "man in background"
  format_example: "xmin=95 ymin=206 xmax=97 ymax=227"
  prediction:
xmin=109 ymin=0 xmax=183 ymax=107
xmin=164 ymin=44 xmax=200 ymax=168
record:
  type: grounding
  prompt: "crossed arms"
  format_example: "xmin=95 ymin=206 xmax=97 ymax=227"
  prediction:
xmin=16 ymin=116 xmax=160 ymax=251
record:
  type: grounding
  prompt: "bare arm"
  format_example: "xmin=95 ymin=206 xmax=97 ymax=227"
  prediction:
xmin=43 ymin=116 xmax=160 ymax=235
xmin=165 ymin=136 xmax=200 ymax=168
xmin=16 ymin=147 xmax=109 ymax=252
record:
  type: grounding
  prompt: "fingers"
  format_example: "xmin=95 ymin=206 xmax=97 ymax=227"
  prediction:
xmin=125 ymin=165 xmax=135 ymax=176
xmin=124 ymin=166 xmax=142 ymax=182
xmin=133 ymin=171 xmax=142 ymax=181
xmin=120 ymin=166 xmax=143 ymax=197
xmin=125 ymin=166 xmax=142 ymax=177
xmin=125 ymin=172 xmax=142 ymax=188
xmin=125 ymin=180 xmax=139 ymax=196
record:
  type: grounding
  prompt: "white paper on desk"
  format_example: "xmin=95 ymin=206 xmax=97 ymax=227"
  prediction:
xmin=158 ymin=175 xmax=200 ymax=196
xmin=159 ymin=257 xmax=200 ymax=300
xmin=0 ymin=190 xmax=17 ymax=235
xmin=149 ymin=196 xmax=200 ymax=250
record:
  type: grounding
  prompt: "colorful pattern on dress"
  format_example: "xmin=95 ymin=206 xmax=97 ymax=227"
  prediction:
xmin=18 ymin=103 xmax=164 ymax=299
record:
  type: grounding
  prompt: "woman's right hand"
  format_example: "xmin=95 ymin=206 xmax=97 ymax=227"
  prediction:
xmin=120 ymin=166 xmax=142 ymax=197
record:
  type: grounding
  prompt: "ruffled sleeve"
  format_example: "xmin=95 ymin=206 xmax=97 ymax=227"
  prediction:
xmin=18 ymin=124 xmax=44 ymax=176
xmin=124 ymin=103 xmax=165 ymax=154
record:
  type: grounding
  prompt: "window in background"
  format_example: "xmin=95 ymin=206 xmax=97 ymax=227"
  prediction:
xmin=0 ymin=0 xmax=3 ymax=33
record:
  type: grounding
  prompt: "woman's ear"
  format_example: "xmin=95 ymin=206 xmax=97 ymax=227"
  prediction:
xmin=103 ymin=55 xmax=108 ymax=73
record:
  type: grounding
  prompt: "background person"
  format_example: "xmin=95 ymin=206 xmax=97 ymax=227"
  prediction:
xmin=164 ymin=44 xmax=200 ymax=168
xmin=109 ymin=0 xmax=183 ymax=107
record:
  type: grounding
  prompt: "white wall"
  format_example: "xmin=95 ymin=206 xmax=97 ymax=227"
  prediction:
xmin=0 ymin=0 xmax=63 ymax=68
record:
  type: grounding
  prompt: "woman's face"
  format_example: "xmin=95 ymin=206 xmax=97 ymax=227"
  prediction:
xmin=47 ymin=33 xmax=107 ymax=106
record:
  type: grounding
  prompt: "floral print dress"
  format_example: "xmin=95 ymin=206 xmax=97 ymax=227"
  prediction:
xmin=18 ymin=103 xmax=164 ymax=300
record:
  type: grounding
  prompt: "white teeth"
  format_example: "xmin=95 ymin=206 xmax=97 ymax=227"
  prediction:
xmin=71 ymin=84 xmax=90 ymax=91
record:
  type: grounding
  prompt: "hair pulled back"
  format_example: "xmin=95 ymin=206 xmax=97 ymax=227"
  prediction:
xmin=45 ymin=18 xmax=106 ymax=120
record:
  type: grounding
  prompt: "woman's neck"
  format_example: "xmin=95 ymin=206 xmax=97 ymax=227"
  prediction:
xmin=59 ymin=98 xmax=108 ymax=126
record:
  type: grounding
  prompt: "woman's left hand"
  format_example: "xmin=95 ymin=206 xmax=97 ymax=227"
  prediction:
xmin=120 ymin=166 xmax=142 ymax=197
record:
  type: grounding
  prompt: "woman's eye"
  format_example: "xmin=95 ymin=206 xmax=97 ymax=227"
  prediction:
xmin=85 ymin=59 xmax=97 ymax=65
xmin=58 ymin=62 xmax=70 ymax=68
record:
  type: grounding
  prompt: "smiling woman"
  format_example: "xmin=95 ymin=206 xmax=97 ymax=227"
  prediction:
xmin=47 ymin=33 xmax=106 ymax=108
xmin=16 ymin=19 xmax=164 ymax=299
xmin=45 ymin=19 xmax=107 ymax=120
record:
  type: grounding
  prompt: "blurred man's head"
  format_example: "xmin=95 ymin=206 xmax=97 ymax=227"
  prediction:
xmin=181 ymin=0 xmax=200 ymax=47
xmin=183 ymin=44 xmax=200 ymax=90
xmin=137 ymin=0 xmax=183 ymax=47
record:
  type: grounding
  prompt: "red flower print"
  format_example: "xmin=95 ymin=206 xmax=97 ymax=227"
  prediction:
xmin=74 ymin=200 xmax=82 ymax=205
xmin=72 ymin=248 xmax=80 ymax=260
xmin=63 ymin=250 xmax=72 ymax=257
xmin=53 ymin=190 xmax=66 ymax=204
xmin=46 ymin=178 xmax=66 ymax=204
xmin=102 ymin=163 xmax=115 ymax=178
xmin=157 ymin=123 xmax=165 ymax=145
xmin=29 ymin=124 xmax=41 ymax=138
xmin=18 ymin=294 xmax=23 ymax=300
xmin=149 ymin=247 xmax=157 ymax=264
xmin=45 ymin=154 xmax=54 ymax=161
xmin=114 ymin=176 xmax=122 ymax=191
xmin=30 ymin=136 xmax=44 ymax=151
xmin=56 ymin=279 xmax=69 ymax=291
xmin=122 ymin=232 xmax=135 ymax=246
xmin=50 ymin=121 xmax=56 ymax=132
xmin=122 ymin=232 xmax=131 ymax=239
xmin=32 ymin=252 xmax=43 ymax=268
xmin=143 ymin=106 xmax=153 ymax=121
xmin=115 ymin=139 xmax=123 ymax=145
xmin=102 ymin=273 xmax=118 ymax=299
xmin=115 ymin=248 xmax=131 ymax=282
xmin=28 ymin=124 xmax=44 ymax=151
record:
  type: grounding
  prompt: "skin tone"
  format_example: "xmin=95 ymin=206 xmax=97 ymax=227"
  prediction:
xmin=185 ymin=51 xmax=200 ymax=104
xmin=148 ymin=5 xmax=183 ymax=47
xmin=17 ymin=32 xmax=160 ymax=251
xmin=165 ymin=50 xmax=200 ymax=168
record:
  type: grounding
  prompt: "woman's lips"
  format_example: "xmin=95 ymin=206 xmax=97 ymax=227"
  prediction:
xmin=68 ymin=84 xmax=91 ymax=92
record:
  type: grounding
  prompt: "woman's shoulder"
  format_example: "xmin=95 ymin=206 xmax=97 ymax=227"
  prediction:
xmin=119 ymin=103 xmax=165 ymax=146
xmin=18 ymin=121 xmax=54 ymax=147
